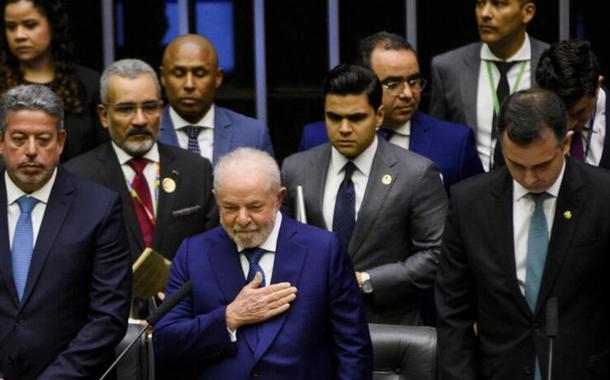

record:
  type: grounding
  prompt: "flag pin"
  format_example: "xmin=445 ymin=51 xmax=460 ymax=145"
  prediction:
xmin=162 ymin=178 xmax=176 ymax=193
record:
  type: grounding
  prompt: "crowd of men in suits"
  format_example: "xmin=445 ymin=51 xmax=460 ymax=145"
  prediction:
xmin=1 ymin=0 xmax=609 ymax=379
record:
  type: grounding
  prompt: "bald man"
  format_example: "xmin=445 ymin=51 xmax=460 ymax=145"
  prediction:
xmin=157 ymin=34 xmax=274 ymax=164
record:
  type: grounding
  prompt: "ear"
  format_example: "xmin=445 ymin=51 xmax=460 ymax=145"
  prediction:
xmin=215 ymin=67 xmax=224 ymax=89
xmin=97 ymin=104 xmax=110 ymax=129
xmin=57 ymin=129 xmax=67 ymax=155
xmin=0 ymin=132 xmax=5 ymax=156
xmin=159 ymin=66 xmax=166 ymax=87
xmin=562 ymin=130 xmax=574 ymax=156
xmin=521 ymin=2 xmax=535 ymax=24
xmin=277 ymin=186 xmax=287 ymax=206
xmin=375 ymin=104 xmax=384 ymax=128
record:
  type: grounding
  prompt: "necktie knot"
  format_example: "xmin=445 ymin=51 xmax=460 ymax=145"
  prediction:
xmin=530 ymin=191 xmax=550 ymax=206
xmin=186 ymin=125 xmax=203 ymax=139
xmin=343 ymin=161 xmax=355 ymax=180
xmin=17 ymin=196 xmax=39 ymax=214
xmin=127 ymin=158 xmax=149 ymax=175
xmin=243 ymin=247 xmax=266 ymax=285
xmin=494 ymin=60 xmax=516 ymax=76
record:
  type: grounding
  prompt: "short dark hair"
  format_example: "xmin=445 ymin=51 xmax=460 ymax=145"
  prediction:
xmin=323 ymin=64 xmax=382 ymax=110
xmin=536 ymin=39 xmax=600 ymax=110
xmin=358 ymin=31 xmax=414 ymax=68
xmin=497 ymin=88 xmax=567 ymax=146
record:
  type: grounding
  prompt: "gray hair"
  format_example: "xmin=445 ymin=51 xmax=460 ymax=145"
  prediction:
xmin=100 ymin=59 xmax=161 ymax=103
xmin=214 ymin=148 xmax=281 ymax=194
xmin=0 ymin=85 xmax=64 ymax=132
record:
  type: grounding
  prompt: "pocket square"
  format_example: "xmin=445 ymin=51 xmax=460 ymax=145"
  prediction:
xmin=172 ymin=205 xmax=202 ymax=217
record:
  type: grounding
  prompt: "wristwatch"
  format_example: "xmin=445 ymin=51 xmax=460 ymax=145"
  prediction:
xmin=361 ymin=272 xmax=373 ymax=294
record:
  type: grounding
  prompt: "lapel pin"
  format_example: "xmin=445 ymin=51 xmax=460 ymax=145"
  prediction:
xmin=563 ymin=210 xmax=572 ymax=220
xmin=162 ymin=177 xmax=176 ymax=193
xmin=381 ymin=174 xmax=392 ymax=185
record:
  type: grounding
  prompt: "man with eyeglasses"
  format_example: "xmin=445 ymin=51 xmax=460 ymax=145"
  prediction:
xmin=66 ymin=59 xmax=218 ymax=265
xmin=299 ymin=32 xmax=483 ymax=193
xmin=283 ymin=64 xmax=447 ymax=326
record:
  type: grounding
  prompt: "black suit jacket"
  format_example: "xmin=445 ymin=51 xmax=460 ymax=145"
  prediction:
xmin=436 ymin=158 xmax=610 ymax=379
xmin=282 ymin=139 xmax=447 ymax=325
xmin=65 ymin=142 xmax=218 ymax=261
xmin=0 ymin=167 xmax=131 ymax=379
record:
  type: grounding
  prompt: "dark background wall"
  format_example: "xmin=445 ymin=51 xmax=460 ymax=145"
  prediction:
xmin=63 ymin=0 xmax=607 ymax=163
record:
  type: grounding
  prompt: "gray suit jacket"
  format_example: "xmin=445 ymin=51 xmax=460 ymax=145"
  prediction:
xmin=429 ymin=37 xmax=549 ymax=134
xmin=281 ymin=139 xmax=448 ymax=325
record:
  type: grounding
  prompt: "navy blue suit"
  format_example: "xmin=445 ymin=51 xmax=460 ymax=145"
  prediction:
xmin=298 ymin=112 xmax=483 ymax=192
xmin=157 ymin=105 xmax=274 ymax=164
xmin=153 ymin=216 xmax=372 ymax=379
xmin=0 ymin=167 xmax=131 ymax=379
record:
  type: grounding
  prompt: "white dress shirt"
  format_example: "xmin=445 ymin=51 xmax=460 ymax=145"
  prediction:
xmin=581 ymin=88 xmax=607 ymax=167
xmin=322 ymin=137 xmax=378 ymax=230
xmin=6 ymin=169 xmax=57 ymax=249
xmin=387 ymin=120 xmax=411 ymax=150
xmin=169 ymin=104 xmax=215 ymax=162
xmin=477 ymin=34 xmax=533 ymax=171
xmin=512 ymin=161 xmax=565 ymax=294
xmin=111 ymin=142 xmax=160 ymax=216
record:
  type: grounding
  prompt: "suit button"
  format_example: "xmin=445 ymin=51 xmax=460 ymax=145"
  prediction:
xmin=524 ymin=365 xmax=532 ymax=375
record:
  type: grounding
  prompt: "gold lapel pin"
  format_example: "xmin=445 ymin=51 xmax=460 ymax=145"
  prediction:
xmin=563 ymin=210 xmax=572 ymax=220
xmin=162 ymin=178 xmax=176 ymax=193
xmin=381 ymin=174 xmax=392 ymax=185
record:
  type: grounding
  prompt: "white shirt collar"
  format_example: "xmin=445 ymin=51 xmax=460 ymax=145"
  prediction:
xmin=169 ymin=104 xmax=215 ymax=130
xmin=513 ymin=158 xmax=566 ymax=202
xmin=481 ymin=33 xmax=531 ymax=62
xmin=5 ymin=167 xmax=57 ymax=206
xmin=237 ymin=211 xmax=283 ymax=253
xmin=111 ymin=141 xmax=160 ymax=165
xmin=392 ymin=120 xmax=411 ymax=137
xmin=330 ymin=135 xmax=378 ymax=178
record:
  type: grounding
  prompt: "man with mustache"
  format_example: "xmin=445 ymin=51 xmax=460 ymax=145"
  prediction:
xmin=153 ymin=147 xmax=372 ymax=379
xmin=66 ymin=59 xmax=218 ymax=264
xmin=157 ymin=34 xmax=274 ymax=164
xmin=0 ymin=84 xmax=131 ymax=379
xmin=429 ymin=0 xmax=548 ymax=171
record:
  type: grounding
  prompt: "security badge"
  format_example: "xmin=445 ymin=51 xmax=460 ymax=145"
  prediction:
xmin=381 ymin=174 xmax=392 ymax=185
xmin=162 ymin=178 xmax=176 ymax=193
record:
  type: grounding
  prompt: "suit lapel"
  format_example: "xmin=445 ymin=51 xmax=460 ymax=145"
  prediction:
xmin=255 ymin=217 xmax=307 ymax=360
xmin=349 ymin=140 xmax=397 ymax=259
xmin=461 ymin=45 xmax=481 ymax=131
xmin=409 ymin=112 xmax=431 ymax=156
xmin=212 ymin=107 xmax=231 ymax=164
xmin=599 ymin=88 xmax=610 ymax=168
xmin=21 ymin=168 xmax=74 ymax=306
xmin=0 ymin=172 xmax=19 ymax=305
xmin=490 ymin=170 xmax=532 ymax=316
xmin=159 ymin=107 xmax=179 ymax=146
xmin=152 ymin=144 xmax=178 ymax=257
xmin=535 ymin=160 xmax=585 ymax=314
xmin=304 ymin=146 xmax=331 ymax=229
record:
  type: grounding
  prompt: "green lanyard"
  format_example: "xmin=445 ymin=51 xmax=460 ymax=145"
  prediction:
xmin=486 ymin=60 xmax=528 ymax=115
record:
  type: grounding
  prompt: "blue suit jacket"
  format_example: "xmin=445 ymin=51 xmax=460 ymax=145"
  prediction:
xmin=157 ymin=105 xmax=274 ymax=164
xmin=298 ymin=112 xmax=484 ymax=193
xmin=0 ymin=167 xmax=132 ymax=379
xmin=153 ymin=215 xmax=372 ymax=380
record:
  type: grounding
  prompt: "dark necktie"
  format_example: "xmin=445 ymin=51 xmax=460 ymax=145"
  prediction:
xmin=376 ymin=128 xmax=394 ymax=141
xmin=332 ymin=162 xmax=356 ymax=247
xmin=185 ymin=125 xmax=203 ymax=155
xmin=127 ymin=158 xmax=155 ymax=247
xmin=492 ymin=61 xmax=516 ymax=139
xmin=12 ymin=196 xmax=39 ymax=301
xmin=243 ymin=247 xmax=266 ymax=287
xmin=524 ymin=192 xmax=550 ymax=312
xmin=570 ymin=131 xmax=584 ymax=161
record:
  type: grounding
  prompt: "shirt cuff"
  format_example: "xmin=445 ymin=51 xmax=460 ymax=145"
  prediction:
xmin=227 ymin=327 xmax=237 ymax=342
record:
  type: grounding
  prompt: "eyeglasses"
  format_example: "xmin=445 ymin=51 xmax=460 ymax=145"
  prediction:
xmin=382 ymin=77 xmax=427 ymax=96
xmin=104 ymin=100 xmax=163 ymax=117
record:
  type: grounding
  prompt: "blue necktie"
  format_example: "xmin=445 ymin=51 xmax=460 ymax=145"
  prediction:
xmin=12 ymin=196 xmax=39 ymax=301
xmin=244 ymin=247 xmax=266 ymax=287
xmin=332 ymin=162 xmax=356 ymax=247
xmin=185 ymin=125 xmax=203 ymax=155
xmin=525 ymin=192 xmax=549 ymax=380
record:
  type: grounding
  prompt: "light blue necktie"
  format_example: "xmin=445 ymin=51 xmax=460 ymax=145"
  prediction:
xmin=524 ymin=192 xmax=549 ymax=380
xmin=12 ymin=196 xmax=39 ymax=301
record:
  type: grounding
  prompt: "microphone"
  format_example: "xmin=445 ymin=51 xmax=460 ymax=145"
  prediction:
xmin=99 ymin=281 xmax=192 ymax=380
xmin=545 ymin=297 xmax=559 ymax=380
